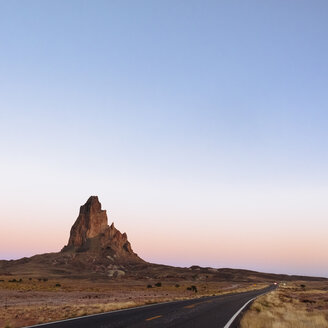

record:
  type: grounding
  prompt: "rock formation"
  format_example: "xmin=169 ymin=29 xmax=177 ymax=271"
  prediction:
xmin=62 ymin=196 xmax=142 ymax=263
xmin=65 ymin=196 xmax=108 ymax=248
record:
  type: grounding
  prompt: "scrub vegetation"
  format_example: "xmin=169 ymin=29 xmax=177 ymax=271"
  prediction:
xmin=240 ymin=281 xmax=328 ymax=328
xmin=0 ymin=275 xmax=267 ymax=328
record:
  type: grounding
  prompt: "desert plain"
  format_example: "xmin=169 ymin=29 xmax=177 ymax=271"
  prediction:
xmin=1 ymin=197 xmax=327 ymax=328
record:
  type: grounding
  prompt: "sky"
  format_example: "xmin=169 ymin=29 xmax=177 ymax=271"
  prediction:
xmin=0 ymin=0 xmax=327 ymax=277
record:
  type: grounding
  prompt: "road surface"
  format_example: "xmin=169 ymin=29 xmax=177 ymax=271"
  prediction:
xmin=25 ymin=285 xmax=276 ymax=328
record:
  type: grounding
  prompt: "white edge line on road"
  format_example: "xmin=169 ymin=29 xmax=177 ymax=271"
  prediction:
xmin=223 ymin=297 xmax=255 ymax=328
xmin=22 ymin=299 xmax=178 ymax=328
xmin=22 ymin=289 xmax=242 ymax=328
xmin=22 ymin=286 xmax=274 ymax=328
xmin=223 ymin=286 xmax=275 ymax=328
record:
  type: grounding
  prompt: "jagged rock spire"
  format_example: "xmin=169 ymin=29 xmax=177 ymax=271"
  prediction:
xmin=65 ymin=196 xmax=108 ymax=248
xmin=62 ymin=196 xmax=142 ymax=263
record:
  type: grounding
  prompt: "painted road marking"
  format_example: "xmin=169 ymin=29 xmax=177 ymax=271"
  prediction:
xmin=22 ymin=286 xmax=274 ymax=328
xmin=223 ymin=286 xmax=275 ymax=328
xmin=223 ymin=298 xmax=255 ymax=328
xmin=22 ymin=299 xmax=181 ymax=328
xmin=145 ymin=315 xmax=162 ymax=321
xmin=184 ymin=300 xmax=212 ymax=309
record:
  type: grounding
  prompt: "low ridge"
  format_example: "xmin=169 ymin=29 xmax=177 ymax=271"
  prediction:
xmin=0 ymin=196 xmax=326 ymax=283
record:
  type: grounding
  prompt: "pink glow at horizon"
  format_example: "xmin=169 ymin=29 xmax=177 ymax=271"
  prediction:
xmin=1 ymin=0 xmax=328 ymax=281
xmin=1 ymin=226 xmax=326 ymax=277
xmin=1 ymin=190 xmax=327 ymax=278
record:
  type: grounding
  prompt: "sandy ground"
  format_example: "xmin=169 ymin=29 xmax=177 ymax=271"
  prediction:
xmin=0 ymin=276 xmax=266 ymax=328
xmin=240 ymin=281 xmax=328 ymax=328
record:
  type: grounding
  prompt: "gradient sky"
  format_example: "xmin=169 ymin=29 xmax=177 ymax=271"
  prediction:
xmin=1 ymin=1 xmax=328 ymax=277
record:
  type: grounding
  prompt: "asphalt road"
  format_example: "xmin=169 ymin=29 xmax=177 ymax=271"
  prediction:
xmin=26 ymin=285 xmax=276 ymax=328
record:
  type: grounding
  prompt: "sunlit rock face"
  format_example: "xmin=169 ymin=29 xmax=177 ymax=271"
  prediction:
xmin=65 ymin=196 xmax=108 ymax=247
xmin=62 ymin=196 xmax=141 ymax=263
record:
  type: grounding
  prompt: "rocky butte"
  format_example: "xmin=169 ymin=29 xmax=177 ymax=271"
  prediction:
xmin=1 ymin=196 xmax=325 ymax=283
xmin=62 ymin=196 xmax=143 ymax=264
xmin=0 ymin=196 xmax=145 ymax=279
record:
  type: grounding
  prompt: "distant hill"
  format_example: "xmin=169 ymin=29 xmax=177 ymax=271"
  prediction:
xmin=0 ymin=196 xmax=326 ymax=283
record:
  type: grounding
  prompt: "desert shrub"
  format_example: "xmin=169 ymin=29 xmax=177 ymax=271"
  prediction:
xmin=191 ymin=285 xmax=198 ymax=293
xmin=43 ymin=278 xmax=48 ymax=282
xmin=175 ymin=284 xmax=180 ymax=288
xmin=29 ymin=278 xmax=32 ymax=281
xmin=147 ymin=284 xmax=152 ymax=288
xmin=302 ymin=299 xmax=316 ymax=303
xmin=155 ymin=282 xmax=162 ymax=287
xmin=187 ymin=285 xmax=198 ymax=292
xmin=8 ymin=279 xmax=17 ymax=283
xmin=300 ymin=284 xmax=306 ymax=288
xmin=55 ymin=283 xmax=61 ymax=287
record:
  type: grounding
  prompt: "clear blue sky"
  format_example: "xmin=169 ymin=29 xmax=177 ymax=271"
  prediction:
xmin=1 ymin=1 xmax=327 ymax=277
